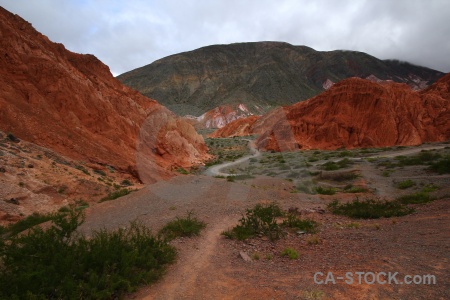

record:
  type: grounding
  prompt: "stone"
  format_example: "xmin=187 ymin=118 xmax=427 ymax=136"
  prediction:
xmin=239 ymin=251 xmax=252 ymax=262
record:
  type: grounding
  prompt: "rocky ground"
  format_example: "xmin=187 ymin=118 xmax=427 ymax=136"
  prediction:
xmin=2 ymin=132 xmax=449 ymax=299
xmin=77 ymin=141 xmax=449 ymax=300
xmin=0 ymin=131 xmax=141 ymax=224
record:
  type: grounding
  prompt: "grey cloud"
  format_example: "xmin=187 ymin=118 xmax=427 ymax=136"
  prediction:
xmin=0 ymin=0 xmax=449 ymax=74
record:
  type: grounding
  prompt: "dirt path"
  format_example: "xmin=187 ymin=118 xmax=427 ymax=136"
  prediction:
xmin=140 ymin=216 xmax=237 ymax=300
xmin=204 ymin=139 xmax=260 ymax=177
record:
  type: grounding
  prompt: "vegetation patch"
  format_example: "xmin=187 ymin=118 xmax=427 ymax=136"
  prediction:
xmin=158 ymin=211 xmax=206 ymax=241
xmin=282 ymin=214 xmax=318 ymax=233
xmin=99 ymin=188 xmax=133 ymax=202
xmin=0 ymin=207 xmax=176 ymax=299
xmin=396 ymin=179 xmax=416 ymax=189
xmin=327 ymin=198 xmax=414 ymax=219
xmin=396 ymin=192 xmax=433 ymax=204
xmin=222 ymin=203 xmax=284 ymax=241
xmin=320 ymin=158 xmax=352 ymax=171
xmin=314 ymin=186 xmax=336 ymax=195
xmin=395 ymin=151 xmax=442 ymax=166
xmin=281 ymin=247 xmax=299 ymax=259
xmin=222 ymin=203 xmax=318 ymax=241
xmin=429 ymin=156 xmax=450 ymax=174
xmin=343 ymin=184 xmax=368 ymax=193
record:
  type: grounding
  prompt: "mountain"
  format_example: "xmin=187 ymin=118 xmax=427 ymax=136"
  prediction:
xmin=117 ymin=42 xmax=444 ymax=117
xmin=210 ymin=74 xmax=450 ymax=150
xmin=0 ymin=6 xmax=209 ymax=183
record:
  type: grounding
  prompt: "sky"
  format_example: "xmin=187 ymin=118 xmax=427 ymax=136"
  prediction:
xmin=1 ymin=0 xmax=449 ymax=76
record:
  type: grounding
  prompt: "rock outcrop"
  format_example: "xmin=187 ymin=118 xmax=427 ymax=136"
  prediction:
xmin=0 ymin=7 xmax=209 ymax=182
xmin=117 ymin=42 xmax=444 ymax=116
xmin=212 ymin=75 xmax=450 ymax=151
xmin=208 ymin=116 xmax=261 ymax=137
xmin=257 ymin=76 xmax=450 ymax=151
xmin=184 ymin=103 xmax=258 ymax=129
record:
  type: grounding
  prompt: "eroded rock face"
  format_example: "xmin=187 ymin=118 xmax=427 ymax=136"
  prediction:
xmin=255 ymin=76 xmax=450 ymax=151
xmin=208 ymin=116 xmax=261 ymax=138
xmin=0 ymin=7 xmax=209 ymax=182
xmin=212 ymin=75 xmax=450 ymax=151
xmin=185 ymin=103 xmax=258 ymax=129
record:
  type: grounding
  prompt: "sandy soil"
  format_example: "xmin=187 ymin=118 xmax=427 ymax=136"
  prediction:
xmin=79 ymin=148 xmax=449 ymax=299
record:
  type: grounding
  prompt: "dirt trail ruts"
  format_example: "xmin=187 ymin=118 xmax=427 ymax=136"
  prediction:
xmin=141 ymin=216 xmax=237 ymax=300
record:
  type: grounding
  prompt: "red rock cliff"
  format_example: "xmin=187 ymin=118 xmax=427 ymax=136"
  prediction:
xmin=0 ymin=7 xmax=209 ymax=182
xmin=255 ymin=76 xmax=450 ymax=151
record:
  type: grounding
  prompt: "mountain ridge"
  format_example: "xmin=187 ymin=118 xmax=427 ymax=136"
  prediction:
xmin=117 ymin=41 xmax=444 ymax=116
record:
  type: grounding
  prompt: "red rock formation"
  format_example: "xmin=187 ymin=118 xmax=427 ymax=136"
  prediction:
xmin=184 ymin=103 xmax=256 ymax=129
xmin=255 ymin=76 xmax=450 ymax=151
xmin=208 ymin=116 xmax=260 ymax=137
xmin=0 ymin=7 xmax=209 ymax=182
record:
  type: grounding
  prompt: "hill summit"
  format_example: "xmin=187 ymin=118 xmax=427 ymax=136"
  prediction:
xmin=117 ymin=42 xmax=444 ymax=116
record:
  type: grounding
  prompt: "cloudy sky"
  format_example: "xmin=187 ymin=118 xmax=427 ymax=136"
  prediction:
xmin=1 ymin=0 xmax=449 ymax=75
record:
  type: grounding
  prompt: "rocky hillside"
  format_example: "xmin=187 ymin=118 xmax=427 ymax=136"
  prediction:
xmin=117 ymin=42 xmax=444 ymax=116
xmin=0 ymin=7 xmax=209 ymax=183
xmin=211 ymin=74 xmax=450 ymax=150
xmin=208 ymin=116 xmax=260 ymax=138
xmin=184 ymin=103 xmax=258 ymax=129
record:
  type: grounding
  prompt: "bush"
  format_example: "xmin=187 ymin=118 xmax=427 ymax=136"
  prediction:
xmin=429 ymin=156 xmax=450 ymax=174
xmin=397 ymin=179 xmax=416 ymax=189
xmin=396 ymin=192 xmax=433 ymax=204
xmin=282 ymin=214 xmax=317 ymax=233
xmin=222 ymin=203 xmax=284 ymax=241
xmin=3 ymin=212 xmax=58 ymax=237
xmin=343 ymin=185 xmax=368 ymax=193
xmin=6 ymin=132 xmax=19 ymax=142
xmin=158 ymin=211 xmax=206 ymax=241
xmin=395 ymin=151 xmax=442 ymax=166
xmin=99 ymin=188 xmax=132 ymax=202
xmin=281 ymin=247 xmax=299 ymax=259
xmin=0 ymin=207 xmax=176 ymax=299
xmin=327 ymin=198 xmax=414 ymax=219
xmin=320 ymin=158 xmax=352 ymax=171
xmin=120 ymin=179 xmax=132 ymax=186
xmin=314 ymin=186 xmax=336 ymax=195
xmin=176 ymin=168 xmax=189 ymax=175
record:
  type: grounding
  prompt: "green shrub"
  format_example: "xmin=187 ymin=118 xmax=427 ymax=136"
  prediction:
xmin=158 ymin=211 xmax=206 ymax=241
xmin=314 ymin=186 xmax=336 ymax=195
xmin=320 ymin=158 xmax=352 ymax=171
xmin=0 ymin=208 xmax=176 ymax=299
xmin=343 ymin=185 xmax=368 ymax=193
xmin=99 ymin=188 xmax=132 ymax=202
xmin=395 ymin=151 xmax=442 ymax=166
xmin=429 ymin=156 xmax=450 ymax=174
xmin=396 ymin=192 xmax=433 ymax=204
xmin=75 ymin=165 xmax=90 ymax=175
xmin=281 ymin=247 xmax=299 ymax=259
xmin=176 ymin=168 xmax=189 ymax=175
xmin=120 ymin=179 xmax=132 ymax=186
xmin=282 ymin=214 xmax=317 ymax=233
xmin=222 ymin=203 xmax=284 ymax=241
xmin=93 ymin=169 xmax=106 ymax=176
xmin=397 ymin=179 xmax=416 ymax=189
xmin=327 ymin=198 xmax=414 ymax=219
xmin=2 ymin=212 xmax=58 ymax=237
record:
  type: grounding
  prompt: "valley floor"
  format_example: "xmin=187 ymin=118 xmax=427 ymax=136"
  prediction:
xmin=79 ymin=143 xmax=450 ymax=299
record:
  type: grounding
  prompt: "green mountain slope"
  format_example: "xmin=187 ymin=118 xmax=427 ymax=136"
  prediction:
xmin=117 ymin=42 xmax=444 ymax=116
